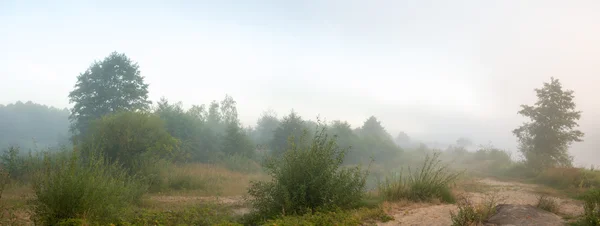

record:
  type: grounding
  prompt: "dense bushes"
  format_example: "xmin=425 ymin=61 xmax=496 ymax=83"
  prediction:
xmin=378 ymin=152 xmax=461 ymax=203
xmin=31 ymin=149 xmax=146 ymax=225
xmin=248 ymin=127 xmax=369 ymax=221
xmin=79 ymin=111 xmax=179 ymax=172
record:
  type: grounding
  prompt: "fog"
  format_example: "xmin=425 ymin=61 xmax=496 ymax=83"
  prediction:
xmin=1 ymin=0 xmax=599 ymax=166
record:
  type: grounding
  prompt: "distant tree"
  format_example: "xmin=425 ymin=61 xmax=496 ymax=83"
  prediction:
xmin=456 ymin=137 xmax=472 ymax=148
xmin=68 ymin=52 xmax=151 ymax=137
xmin=513 ymin=77 xmax=584 ymax=169
xmin=253 ymin=110 xmax=280 ymax=148
xmin=395 ymin=132 xmax=411 ymax=147
xmin=356 ymin=116 xmax=401 ymax=164
xmin=219 ymin=95 xmax=255 ymax=158
xmin=270 ymin=110 xmax=307 ymax=156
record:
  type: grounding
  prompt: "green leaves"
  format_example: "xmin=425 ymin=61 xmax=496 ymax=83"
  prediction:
xmin=513 ymin=77 xmax=584 ymax=170
xmin=69 ymin=52 xmax=151 ymax=137
xmin=248 ymin=126 xmax=368 ymax=221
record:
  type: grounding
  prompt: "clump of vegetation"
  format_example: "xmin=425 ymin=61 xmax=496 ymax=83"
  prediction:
xmin=262 ymin=207 xmax=392 ymax=226
xmin=378 ymin=152 xmax=461 ymax=203
xmin=573 ymin=189 xmax=600 ymax=225
xmin=79 ymin=111 xmax=179 ymax=173
xmin=247 ymin=126 xmax=369 ymax=222
xmin=450 ymin=193 xmax=502 ymax=226
xmin=31 ymin=149 xmax=146 ymax=225
xmin=536 ymin=195 xmax=559 ymax=214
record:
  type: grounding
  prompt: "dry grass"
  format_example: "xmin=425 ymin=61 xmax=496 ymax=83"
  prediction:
xmin=158 ymin=163 xmax=269 ymax=196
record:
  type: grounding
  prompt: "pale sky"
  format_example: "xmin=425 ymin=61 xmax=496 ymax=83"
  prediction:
xmin=1 ymin=0 xmax=599 ymax=166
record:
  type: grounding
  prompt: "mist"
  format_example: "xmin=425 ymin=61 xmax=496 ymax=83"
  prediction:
xmin=2 ymin=0 xmax=600 ymax=166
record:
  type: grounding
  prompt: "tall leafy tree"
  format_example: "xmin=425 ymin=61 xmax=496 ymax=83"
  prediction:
xmin=68 ymin=52 xmax=151 ymax=137
xmin=513 ymin=77 xmax=584 ymax=169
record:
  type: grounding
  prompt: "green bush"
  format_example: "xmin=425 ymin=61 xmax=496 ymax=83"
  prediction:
xmin=31 ymin=149 xmax=146 ymax=225
xmin=378 ymin=152 xmax=461 ymax=203
xmin=576 ymin=189 xmax=600 ymax=225
xmin=79 ymin=111 xmax=179 ymax=172
xmin=248 ymin=126 xmax=369 ymax=221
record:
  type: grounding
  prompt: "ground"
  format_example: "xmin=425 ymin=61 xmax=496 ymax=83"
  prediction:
xmin=377 ymin=178 xmax=583 ymax=226
xmin=0 ymin=177 xmax=586 ymax=225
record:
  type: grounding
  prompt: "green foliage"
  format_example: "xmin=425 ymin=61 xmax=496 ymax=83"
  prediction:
xmin=222 ymin=121 xmax=255 ymax=158
xmin=32 ymin=149 xmax=146 ymax=225
xmin=0 ymin=146 xmax=25 ymax=181
xmin=573 ymin=189 xmax=600 ymax=225
xmin=355 ymin=116 xmax=402 ymax=165
xmin=513 ymin=77 xmax=584 ymax=170
xmin=248 ymin=126 xmax=368 ymax=220
xmin=80 ymin=111 xmax=179 ymax=172
xmin=261 ymin=207 xmax=392 ymax=226
xmin=69 ymin=52 xmax=151 ymax=136
xmin=378 ymin=152 xmax=460 ymax=203
xmin=252 ymin=110 xmax=280 ymax=148
xmin=0 ymin=101 xmax=70 ymax=149
xmin=269 ymin=111 xmax=307 ymax=156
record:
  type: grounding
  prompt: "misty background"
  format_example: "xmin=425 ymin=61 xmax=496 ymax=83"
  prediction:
xmin=1 ymin=0 xmax=599 ymax=166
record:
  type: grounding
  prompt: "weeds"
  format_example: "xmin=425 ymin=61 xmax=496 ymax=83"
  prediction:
xmin=536 ymin=195 xmax=559 ymax=214
xmin=572 ymin=188 xmax=600 ymax=225
xmin=378 ymin=152 xmax=461 ymax=203
xmin=32 ymin=149 xmax=146 ymax=225
xmin=450 ymin=193 xmax=503 ymax=226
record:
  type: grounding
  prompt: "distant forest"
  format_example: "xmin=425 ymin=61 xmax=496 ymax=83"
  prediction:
xmin=0 ymin=101 xmax=71 ymax=150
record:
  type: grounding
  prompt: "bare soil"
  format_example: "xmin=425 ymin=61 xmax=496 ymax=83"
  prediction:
xmin=377 ymin=178 xmax=583 ymax=226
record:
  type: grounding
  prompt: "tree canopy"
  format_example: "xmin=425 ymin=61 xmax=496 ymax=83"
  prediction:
xmin=513 ymin=77 xmax=584 ymax=169
xmin=68 ymin=52 xmax=151 ymax=137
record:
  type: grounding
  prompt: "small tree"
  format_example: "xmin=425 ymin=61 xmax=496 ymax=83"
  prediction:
xmin=513 ymin=77 xmax=584 ymax=170
xmin=69 ymin=52 xmax=151 ymax=137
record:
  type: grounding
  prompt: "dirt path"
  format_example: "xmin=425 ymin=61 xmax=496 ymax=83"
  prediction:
xmin=377 ymin=178 xmax=584 ymax=226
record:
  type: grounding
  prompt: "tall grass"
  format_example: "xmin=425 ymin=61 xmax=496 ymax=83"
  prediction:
xmin=378 ymin=152 xmax=461 ymax=203
xmin=450 ymin=193 xmax=503 ymax=226
xmin=31 ymin=149 xmax=146 ymax=225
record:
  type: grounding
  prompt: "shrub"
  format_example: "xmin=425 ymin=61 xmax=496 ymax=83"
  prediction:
xmin=31 ymin=149 xmax=146 ymax=225
xmin=576 ymin=188 xmax=600 ymax=225
xmin=378 ymin=152 xmax=461 ymax=203
xmin=247 ymin=126 xmax=369 ymax=221
xmin=79 ymin=111 xmax=179 ymax=172
xmin=450 ymin=193 xmax=502 ymax=226
xmin=535 ymin=167 xmax=600 ymax=190
xmin=536 ymin=195 xmax=559 ymax=214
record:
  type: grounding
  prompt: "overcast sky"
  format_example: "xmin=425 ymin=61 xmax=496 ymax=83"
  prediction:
xmin=1 ymin=0 xmax=599 ymax=166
